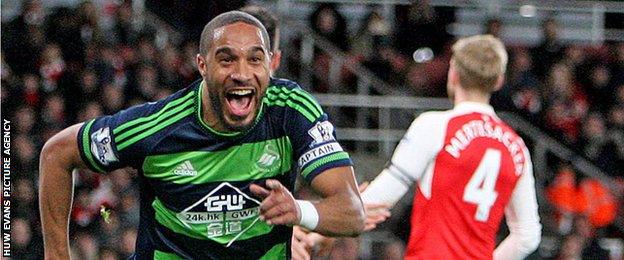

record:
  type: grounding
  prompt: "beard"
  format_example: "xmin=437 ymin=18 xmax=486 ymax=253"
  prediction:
xmin=208 ymin=87 xmax=255 ymax=133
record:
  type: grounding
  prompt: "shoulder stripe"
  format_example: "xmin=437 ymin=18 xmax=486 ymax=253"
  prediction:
xmin=263 ymin=98 xmax=316 ymax=122
xmin=264 ymin=87 xmax=323 ymax=121
xmin=115 ymin=98 xmax=195 ymax=144
xmin=267 ymin=86 xmax=323 ymax=116
xmin=113 ymin=91 xmax=195 ymax=136
xmin=81 ymin=120 xmax=105 ymax=172
xmin=116 ymin=105 xmax=194 ymax=151
xmin=265 ymin=90 xmax=321 ymax=119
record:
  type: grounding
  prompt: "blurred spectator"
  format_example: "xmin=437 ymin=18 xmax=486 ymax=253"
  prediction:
xmin=393 ymin=2 xmax=453 ymax=56
xmin=547 ymin=165 xmax=618 ymax=232
xmin=351 ymin=6 xmax=392 ymax=59
xmin=99 ymin=247 xmax=120 ymax=260
xmin=380 ymin=239 xmax=405 ymax=260
xmin=585 ymin=65 xmax=614 ymax=112
xmin=484 ymin=17 xmax=502 ymax=38
xmin=13 ymin=218 xmax=42 ymax=259
xmin=508 ymin=49 xmax=543 ymax=120
xmin=14 ymin=178 xmax=38 ymax=218
xmin=577 ymin=113 xmax=622 ymax=175
xmin=38 ymin=43 xmax=66 ymax=92
xmin=119 ymin=228 xmax=138 ymax=259
xmin=532 ymin=17 xmax=565 ymax=80
xmin=15 ymin=135 xmax=38 ymax=174
xmin=557 ymin=216 xmax=610 ymax=259
xmin=310 ymin=3 xmax=350 ymax=51
xmin=102 ymin=84 xmax=125 ymax=114
xmin=543 ymin=63 xmax=588 ymax=143
xmin=41 ymin=93 xmax=67 ymax=128
xmin=73 ymin=231 xmax=99 ymax=260
xmin=14 ymin=106 xmax=37 ymax=136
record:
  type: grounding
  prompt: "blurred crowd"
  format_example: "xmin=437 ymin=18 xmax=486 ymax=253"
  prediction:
xmin=2 ymin=1 xmax=623 ymax=259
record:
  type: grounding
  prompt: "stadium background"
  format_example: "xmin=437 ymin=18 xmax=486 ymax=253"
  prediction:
xmin=1 ymin=0 xmax=623 ymax=259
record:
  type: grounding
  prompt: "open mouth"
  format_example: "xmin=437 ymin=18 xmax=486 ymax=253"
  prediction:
xmin=225 ymin=88 xmax=256 ymax=117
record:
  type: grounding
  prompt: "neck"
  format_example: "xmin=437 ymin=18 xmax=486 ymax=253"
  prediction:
xmin=453 ymin=86 xmax=491 ymax=106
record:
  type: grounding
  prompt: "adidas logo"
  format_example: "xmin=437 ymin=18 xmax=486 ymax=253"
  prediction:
xmin=174 ymin=160 xmax=198 ymax=176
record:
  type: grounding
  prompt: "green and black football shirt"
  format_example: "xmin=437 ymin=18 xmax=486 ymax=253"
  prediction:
xmin=77 ymin=78 xmax=352 ymax=259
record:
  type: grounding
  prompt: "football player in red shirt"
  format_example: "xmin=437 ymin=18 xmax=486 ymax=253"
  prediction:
xmin=361 ymin=34 xmax=541 ymax=259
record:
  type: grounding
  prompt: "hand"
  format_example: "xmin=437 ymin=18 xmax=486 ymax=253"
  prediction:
xmin=292 ymin=226 xmax=336 ymax=257
xmin=363 ymin=203 xmax=391 ymax=231
xmin=358 ymin=181 xmax=391 ymax=231
xmin=291 ymin=226 xmax=312 ymax=260
xmin=250 ymin=179 xmax=300 ymax=226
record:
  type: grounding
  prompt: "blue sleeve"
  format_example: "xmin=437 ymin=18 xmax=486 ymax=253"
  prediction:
xmin=283 ymin=89 xmax=352 ymax=183
xmin=77 ymin=102 xmax=158 ymax=173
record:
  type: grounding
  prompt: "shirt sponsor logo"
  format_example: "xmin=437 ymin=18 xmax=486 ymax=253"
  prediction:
xmin=176 ymin=182 xmax=262 ymax=241
xmin=308 ymin=121 xmax=335 ymax=146
xmin=173 ymin=160 xmax=198 ymax=176
xmin=90 ymin=127 xmax=118 ymax=166
xmin=298 ymin=142 xmax=343 ymax=168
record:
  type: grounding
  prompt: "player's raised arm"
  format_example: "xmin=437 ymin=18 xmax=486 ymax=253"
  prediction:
xmin=39 ymin=123 xmax=86 ymax=259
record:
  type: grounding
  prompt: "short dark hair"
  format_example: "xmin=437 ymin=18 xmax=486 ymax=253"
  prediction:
xmin=239 ymin=5 xmax=279 ymax=52
xmin=198 ymin=11 xmax=271 ymax=57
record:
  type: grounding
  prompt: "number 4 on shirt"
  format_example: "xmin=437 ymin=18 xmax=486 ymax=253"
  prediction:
xmin=463 ymin=149 xmax=501 ymax=222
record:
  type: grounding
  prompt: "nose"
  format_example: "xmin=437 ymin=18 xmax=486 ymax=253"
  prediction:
xmin=230 ymin=62 xmax=252 ymax=85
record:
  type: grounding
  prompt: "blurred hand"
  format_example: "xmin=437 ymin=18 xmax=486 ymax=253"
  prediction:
xmin=250 ymin=179 xmax=300 ymax=226
xmin=292 ymin=226 xmax=336 ymax=258
xmin=291 ymin=226 xmax=312 ymax=260
xmin=358 ymin=181 xmax=392 ymax=231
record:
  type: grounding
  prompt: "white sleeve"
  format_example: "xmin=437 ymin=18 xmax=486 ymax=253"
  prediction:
xmin=362 ymin=113 xmax=446 ymax=206
xmin=494 ymin=148 xmax=542 ymax=260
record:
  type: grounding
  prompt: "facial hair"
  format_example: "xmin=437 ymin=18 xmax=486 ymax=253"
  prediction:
xmin=208 ymin=87 xmax=253 ymax=132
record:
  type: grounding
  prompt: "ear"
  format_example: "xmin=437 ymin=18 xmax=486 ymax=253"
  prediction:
xmin=196 ymin=54 xmax=207 ymax=78
xmin=448 ymin=61 xmax=459 ymax=87
xmin=270 ymin=50 xmax=282 ymax=73
xmin=493 ymin=74 xmax=505 ymax=91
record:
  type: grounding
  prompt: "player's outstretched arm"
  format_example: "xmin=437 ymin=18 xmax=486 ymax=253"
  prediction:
xmin=251 ymin=166 xmax=365 ymax=237
xmin=39 ymin=123 xmax=87 ymax=259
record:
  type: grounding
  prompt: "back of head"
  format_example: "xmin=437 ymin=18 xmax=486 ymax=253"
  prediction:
xmin=199 ymin=11 xmax=271 ymax=57
xmin=239 ymin=5 xmax=279 ymax=52
xmin=451 ymin=34 xmax=508 ymax=93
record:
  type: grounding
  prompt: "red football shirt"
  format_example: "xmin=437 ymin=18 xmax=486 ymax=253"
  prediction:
xmin=363 ymin=102 xmax=540 ymax=260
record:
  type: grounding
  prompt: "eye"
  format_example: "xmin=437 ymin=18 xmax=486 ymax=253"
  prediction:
xmin=249 ymin=56 xmax=263 ymax=63
xmin=219 ymin=57 xmax=235 ymax=65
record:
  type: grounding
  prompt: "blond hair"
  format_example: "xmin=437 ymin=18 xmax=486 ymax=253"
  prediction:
xmin=451 ymin=34 xmax=508 ymax=93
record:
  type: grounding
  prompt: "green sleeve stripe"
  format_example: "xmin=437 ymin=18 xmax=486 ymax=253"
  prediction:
xmin=115 ymin=98 xmax=194 ymax=143
xmin=117 ymin=107 xmax=194 ymax=151
xmin=81 ymin=120 xmax=105 ymax=173
xmin=300 ymin=151 xmax=350 ymax=178
xmin=259 ymin=243 xmax=287 ymax=259
xmin=263 ymin=98 xmax=316 ymax=122
xmin=267 ymin=87 xmax=323 ymax=118
xmin=113 ymin=91 xmax=194 ymax=135
xmin=154 ymin=250 xmax=182 ymax=260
